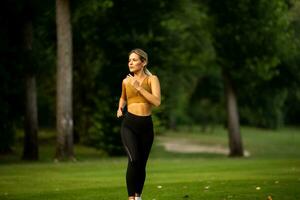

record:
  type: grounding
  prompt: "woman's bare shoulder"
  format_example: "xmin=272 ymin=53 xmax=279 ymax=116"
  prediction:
xmin=123 ymin=76 xmax=132 ymax=85
xmin=149 ymin=75 xmax=159 ymax=81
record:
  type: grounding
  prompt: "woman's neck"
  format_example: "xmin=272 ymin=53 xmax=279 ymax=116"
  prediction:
xmin=133 ymin=70 xmax=146 ymax=79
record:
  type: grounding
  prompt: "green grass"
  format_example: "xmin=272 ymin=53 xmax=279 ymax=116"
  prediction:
xmin=0 ymin=126 xmax=300 ymax=200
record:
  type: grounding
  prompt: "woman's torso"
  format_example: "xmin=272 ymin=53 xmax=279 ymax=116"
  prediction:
xmin=125 ymin=76 xmax=152 ymax=116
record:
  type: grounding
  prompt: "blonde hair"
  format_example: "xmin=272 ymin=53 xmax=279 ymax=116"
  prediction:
xmin=129 ymin=48 xmax=152 ymax=76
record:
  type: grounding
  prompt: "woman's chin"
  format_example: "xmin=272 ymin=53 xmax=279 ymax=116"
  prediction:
xmin=129 ymin=69 xmax=136 ymax=73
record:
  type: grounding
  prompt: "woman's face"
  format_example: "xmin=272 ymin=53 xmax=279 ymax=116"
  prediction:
xmin=128 ymin=53 xmax=144 ymax=73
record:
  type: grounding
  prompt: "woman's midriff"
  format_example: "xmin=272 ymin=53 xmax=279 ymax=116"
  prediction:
xmin=127 ymin=103 xmax=152 ymax=116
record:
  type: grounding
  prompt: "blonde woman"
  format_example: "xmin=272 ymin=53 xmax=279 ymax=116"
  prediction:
xmin=117 ymin=49 xmax=161 ymax=200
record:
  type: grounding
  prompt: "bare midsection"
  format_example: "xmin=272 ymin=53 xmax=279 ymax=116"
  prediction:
xmin=127 ymin=103 xmax=152 ymax=116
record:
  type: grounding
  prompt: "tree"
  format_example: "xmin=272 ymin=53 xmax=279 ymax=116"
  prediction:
xmin=22 ymin=0 xmax=39 ymax=160
xmin=222 ymin=70 xmax=243 ymax=156
xmin=55 ymin=0 xmax=74 ymax=161
xmin=205 ymin=0 xmax=291 ymax=156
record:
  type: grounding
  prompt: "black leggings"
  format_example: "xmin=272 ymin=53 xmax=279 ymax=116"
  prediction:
xmin=121 ymin=112 xmax=154 ymax=197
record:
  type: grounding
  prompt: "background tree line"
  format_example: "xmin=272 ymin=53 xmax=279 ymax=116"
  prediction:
xmin=1 ymin=0 xmax=300 ymax=160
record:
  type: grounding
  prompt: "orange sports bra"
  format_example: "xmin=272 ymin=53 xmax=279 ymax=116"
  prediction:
xmin=121 ymin=76 xmax=152 ymax=105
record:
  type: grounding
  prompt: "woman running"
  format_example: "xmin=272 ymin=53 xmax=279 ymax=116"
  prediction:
xmin=117 ymin=48 xmax=161 ymax=200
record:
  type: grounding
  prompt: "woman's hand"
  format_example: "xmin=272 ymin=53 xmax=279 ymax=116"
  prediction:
xmin=117 ymin=107 xmax=123 ymax=118
xmin=127 ymin=74 xmax=142 ymax=92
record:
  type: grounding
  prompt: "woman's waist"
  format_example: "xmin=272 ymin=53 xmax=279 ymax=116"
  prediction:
xmin=127 ymin=103 xmax=152 ymax=116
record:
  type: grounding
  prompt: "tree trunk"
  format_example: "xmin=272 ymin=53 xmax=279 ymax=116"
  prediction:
xmin=23 ymin=74 xmax=39 ymax=160
xmin=222 ymin=70 xmax=244 ymax=157
xmin=22 ymin=5 xmax=39 ymax=161
xmin=55 ymin=0 xmax=75 ymax=161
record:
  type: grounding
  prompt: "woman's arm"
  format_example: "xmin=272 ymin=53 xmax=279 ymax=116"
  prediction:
xmin=136 ymin=75 xmax=161 ymax=107
xmin=117 ymin=80 xmax=127 ymax=118
xmin=117 ymin=98 xmax=126 ymax=118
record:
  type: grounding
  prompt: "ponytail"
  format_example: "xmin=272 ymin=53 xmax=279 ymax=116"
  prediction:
xmin=144 ymin=67 xmax=152 ymax=76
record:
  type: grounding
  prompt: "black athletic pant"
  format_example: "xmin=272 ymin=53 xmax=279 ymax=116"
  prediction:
xmin=121 ymin=112 xmax=154 ymax=197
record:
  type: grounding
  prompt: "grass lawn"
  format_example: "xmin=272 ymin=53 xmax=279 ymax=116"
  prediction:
xmin=0 ymin=126 xmax=300 ymax=200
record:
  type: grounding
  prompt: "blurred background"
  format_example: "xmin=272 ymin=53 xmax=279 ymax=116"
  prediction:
xmin=1 ymin=0 xmax=300 ymax=161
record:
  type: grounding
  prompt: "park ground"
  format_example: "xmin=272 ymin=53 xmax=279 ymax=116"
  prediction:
xmin=0 ymin=126 xmax=300 ymax=200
